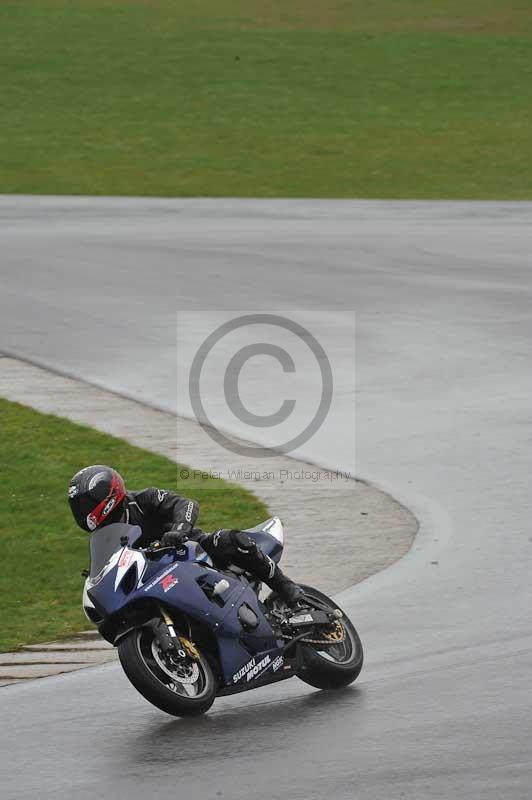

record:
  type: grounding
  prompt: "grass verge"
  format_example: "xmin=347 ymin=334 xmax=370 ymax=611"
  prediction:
xmin=0 ymin=397 xmax=268 ymax=652
xmin=0 ymin=1 xmax=531 ymax=198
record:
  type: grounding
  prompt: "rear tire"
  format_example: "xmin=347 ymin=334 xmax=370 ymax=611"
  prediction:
xmin=294 ymin=585 xmax=363 ymax=690
xmin=118 ymin=628 xmax=217 ymax=717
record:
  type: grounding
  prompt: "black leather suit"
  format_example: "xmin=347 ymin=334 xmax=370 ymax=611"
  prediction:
xmin=119 ymin=488 xmax=298 ymax=600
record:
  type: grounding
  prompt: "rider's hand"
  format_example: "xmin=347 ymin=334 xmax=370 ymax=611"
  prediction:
xmin=161 ymin=523 xmax=190 ymax=548
xmin=161 ymin=530 xmax=188 ymax=548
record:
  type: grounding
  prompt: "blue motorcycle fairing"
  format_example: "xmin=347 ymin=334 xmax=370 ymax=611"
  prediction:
xmin=174 ymin=539 xmax=213 ymax=566
xmin=87 ymin=537 xmax=287 ymax=689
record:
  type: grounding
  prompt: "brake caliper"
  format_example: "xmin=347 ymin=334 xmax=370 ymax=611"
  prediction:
xmin=179 ymin=636 xmax=200 ymax=661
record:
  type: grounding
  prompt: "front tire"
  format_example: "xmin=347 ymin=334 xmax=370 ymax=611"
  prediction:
xmin=294 ymin=585 xmax=363 ymax=690
xmin=118 ymin=627 xmax=217 ymax=717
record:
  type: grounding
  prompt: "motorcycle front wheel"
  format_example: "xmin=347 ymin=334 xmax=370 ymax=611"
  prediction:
xmin=294 ymin=585 xmax=363 ymax=690
xmin=118 ymin=626 xmax=217 ymax=717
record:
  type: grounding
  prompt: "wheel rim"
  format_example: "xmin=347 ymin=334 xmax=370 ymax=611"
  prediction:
xmin=313 ymin=626 xmax=354 ymax=664
xmin=136 ymin=629 xmax=209 ymax=698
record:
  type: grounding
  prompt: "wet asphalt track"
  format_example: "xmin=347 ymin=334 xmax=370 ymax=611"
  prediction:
xmin=1 ymin=198 xmax=531 ymax=799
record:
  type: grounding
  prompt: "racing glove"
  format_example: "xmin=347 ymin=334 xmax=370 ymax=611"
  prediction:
xmin=160 ymin=530 xmax=187 ymax=547
xmin=161 ymin=522 xmax=204 ymax=548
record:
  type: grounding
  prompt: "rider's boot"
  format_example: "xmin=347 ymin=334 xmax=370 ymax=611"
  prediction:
xmin=267 ymin=565 xmax=306 ymax=607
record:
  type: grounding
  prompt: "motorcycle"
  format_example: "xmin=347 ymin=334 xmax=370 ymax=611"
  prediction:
xmin=82 ymin=517 xmax=363 ymax=716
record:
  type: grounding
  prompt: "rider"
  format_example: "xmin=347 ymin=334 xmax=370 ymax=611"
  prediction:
xmin=68 ymin=464 xmax=305 ymax=606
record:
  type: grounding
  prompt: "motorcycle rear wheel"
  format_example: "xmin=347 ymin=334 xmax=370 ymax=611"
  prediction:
xmin=118 ymin=627 xmax=217 ymax=716
xmin=294 ymin=585 xmax=363 ymax=690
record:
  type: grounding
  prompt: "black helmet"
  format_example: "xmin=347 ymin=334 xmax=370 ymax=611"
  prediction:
xmin=68 ymin=465 xmax=126 ymax=532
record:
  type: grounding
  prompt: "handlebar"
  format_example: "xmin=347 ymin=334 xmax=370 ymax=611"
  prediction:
xmin=142 ymin=539 xmax=190 ymax=559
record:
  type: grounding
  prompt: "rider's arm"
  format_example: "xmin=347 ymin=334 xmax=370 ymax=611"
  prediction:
xmin=136 ymin=487 xmax=200 ymax=533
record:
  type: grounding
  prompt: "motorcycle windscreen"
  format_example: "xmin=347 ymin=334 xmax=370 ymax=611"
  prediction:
xmin=88 ymin=523 xmax=142 ymax=578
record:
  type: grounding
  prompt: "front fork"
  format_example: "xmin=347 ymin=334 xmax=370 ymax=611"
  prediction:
xmin=158 ymin=606 xmax=200 ymax=661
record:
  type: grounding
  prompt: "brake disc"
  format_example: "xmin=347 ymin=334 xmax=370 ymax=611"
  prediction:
xmin=151 ymin=640 xmax=200 ymax=684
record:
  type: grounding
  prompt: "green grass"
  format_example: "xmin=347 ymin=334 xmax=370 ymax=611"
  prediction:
xmin=1 ymin=1 xmax=532 ymax=198
xmin=0 ymin=398 xmax=268 ymax=652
